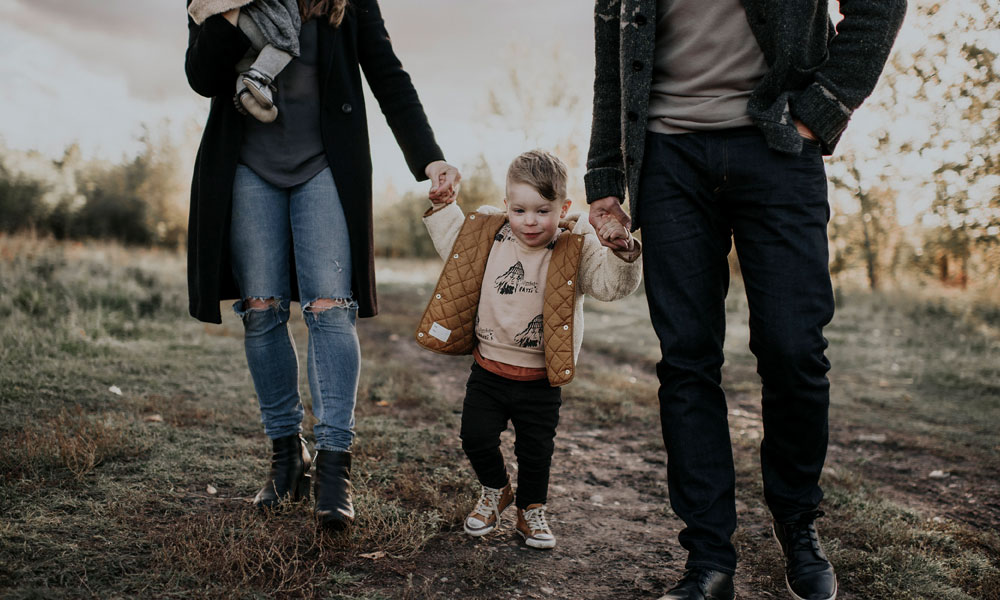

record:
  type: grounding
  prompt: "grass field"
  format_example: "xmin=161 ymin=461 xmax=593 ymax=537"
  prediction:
xmin=1 ymin=233 xmax=998 ymax=599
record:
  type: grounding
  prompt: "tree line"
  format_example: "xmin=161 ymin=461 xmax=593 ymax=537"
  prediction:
xmin=0 ymin=135 xmax=186 ymax=248
xmin=1 ymin=0 xmax=996 ymax=290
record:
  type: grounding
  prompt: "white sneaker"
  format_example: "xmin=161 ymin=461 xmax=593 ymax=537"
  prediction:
xmin=463 ymin=483 xmax=513 ymax=536
xmin=516 ymin=503 xmax=556 ymax=549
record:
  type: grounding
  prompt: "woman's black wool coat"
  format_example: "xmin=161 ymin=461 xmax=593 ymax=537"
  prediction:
xmin=185 ymin=0 xmax=444 ymax=323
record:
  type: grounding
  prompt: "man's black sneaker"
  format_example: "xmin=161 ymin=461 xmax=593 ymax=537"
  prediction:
xmin=773 ymin=511 xmax=838 ymax=600
xmin=658 ymin=568 xmax=735 ymax=600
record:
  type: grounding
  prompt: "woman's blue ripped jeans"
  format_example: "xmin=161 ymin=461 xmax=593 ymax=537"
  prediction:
xmin=230 ymin=164 xmax=360 ymax=452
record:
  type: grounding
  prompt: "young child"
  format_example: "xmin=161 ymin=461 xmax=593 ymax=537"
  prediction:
xmin=416 ymin=150 xmax=642 ymax=549
xmin=188 ymin=0 xmax=301 ymax=122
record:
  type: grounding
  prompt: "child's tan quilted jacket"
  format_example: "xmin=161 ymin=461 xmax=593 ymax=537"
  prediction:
xmin=416 ymin=203 xmax=642 ymax=386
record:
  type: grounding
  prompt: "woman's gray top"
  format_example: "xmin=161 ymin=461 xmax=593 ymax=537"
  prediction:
xmin=240 ymin=18 xmax=328 ymax=188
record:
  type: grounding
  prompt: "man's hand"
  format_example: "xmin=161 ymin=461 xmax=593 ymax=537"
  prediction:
xmin=589 ymin=196 xmax=631 ymax=250
xmin=794 ymin=119 xmax=818 ymax=142
xmin=597 ymin=214 xmax=634 ymax=251
xmin=222 ymin=8 xmax=240 ymax=26
xmin=425 ymin=160 xmax=461 ymax=204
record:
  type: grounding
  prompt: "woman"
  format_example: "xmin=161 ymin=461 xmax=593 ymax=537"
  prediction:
xmin=185 ymin=0 xmax=459 ymax=531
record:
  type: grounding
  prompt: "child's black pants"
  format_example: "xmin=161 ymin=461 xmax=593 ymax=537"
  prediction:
xmin=460 ymin=362 xmax=561 ymax=509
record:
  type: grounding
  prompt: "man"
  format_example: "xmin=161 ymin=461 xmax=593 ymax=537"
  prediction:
xmin=586 ymin=1 xmax=905 ymax=599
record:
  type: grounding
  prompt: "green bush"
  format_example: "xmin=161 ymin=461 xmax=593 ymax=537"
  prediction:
xmin=0 ymin=137 xmax=185 ymax=247
xmin=373 ymin=155 xmax=502 ymax=258
xmin=0 ymin=163 xmax=47 ymax=233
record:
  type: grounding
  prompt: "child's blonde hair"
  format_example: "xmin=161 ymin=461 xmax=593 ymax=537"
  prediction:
xmin=506 ymin=150 xmax=568 ymax=203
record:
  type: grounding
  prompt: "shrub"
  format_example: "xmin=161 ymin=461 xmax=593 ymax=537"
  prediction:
xmin=0 ymin=163 xmax=48 ymax=233
xmin=0 ymin=135 xmax=186 ymax=248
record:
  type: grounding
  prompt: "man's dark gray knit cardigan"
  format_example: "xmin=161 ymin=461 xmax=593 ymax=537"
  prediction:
xmin=585 ymin=0 xmax=907 ymax=227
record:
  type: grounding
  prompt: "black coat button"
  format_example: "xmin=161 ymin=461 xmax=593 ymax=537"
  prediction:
xmin=627 ymin=111 xmax=638 ymax=122
xmin=632 ymin=60 xmax=644 ymax=72
xmin=341 ymin=103 xmax=353 ymax=114
xmin=635 ymin=14 xmax=647 ymax=25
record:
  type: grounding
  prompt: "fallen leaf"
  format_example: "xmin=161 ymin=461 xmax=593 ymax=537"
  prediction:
xmin=360 ymin=551 xmax=386 ymax=560
xmin=144 ymin=414 xmax=164 ymax=423
xmin=206 ymin=484 xmax=218 ymax=495
xmin=375 ymin=400 xmax=390 ymax=407
xmin=929 ymin=470 xmax=950 ymax=479
xmin=108 ymin=385 xmax=123 ymax=396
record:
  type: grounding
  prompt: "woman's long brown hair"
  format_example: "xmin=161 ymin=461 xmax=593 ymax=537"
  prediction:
xmin=299 ymin=0 xmax=347 ymax=27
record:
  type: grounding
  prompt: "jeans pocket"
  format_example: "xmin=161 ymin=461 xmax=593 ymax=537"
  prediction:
xmin=800 ymin=135 xmax=823 ymax=155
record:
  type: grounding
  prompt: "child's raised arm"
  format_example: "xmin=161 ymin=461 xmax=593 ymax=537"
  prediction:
xmin=577 ymin=216 xmax=643 ymax=303
xmin=421 ymin=201 xmax=467 ymax=262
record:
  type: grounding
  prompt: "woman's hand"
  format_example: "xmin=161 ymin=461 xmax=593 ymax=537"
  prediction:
xmin=223 ymin=8 xmax=240 ymax=26
xmin=425 ymin=161 xmax=461 ymax=204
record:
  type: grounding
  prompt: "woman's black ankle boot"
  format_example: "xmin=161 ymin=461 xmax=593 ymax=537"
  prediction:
xmin=253 ymin=434 xmax=312 ymax=509
xmin=314 ymin=450 xmax=355 ymax=531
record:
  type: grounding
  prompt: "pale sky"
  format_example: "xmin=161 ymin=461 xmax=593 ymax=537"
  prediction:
xmin=0 ymin=0 xmax=595 ymax=200
xmin=0 ymin=0 xmax=995 ymax=222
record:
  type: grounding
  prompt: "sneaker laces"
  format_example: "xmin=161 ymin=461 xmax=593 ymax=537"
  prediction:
xmin=524 ymin=505 xmax=550 ymax=534
xmin=785 ymin=510 xmax=825 ymax=556
xmin=472 ymin=486 xmax=504 ymax=521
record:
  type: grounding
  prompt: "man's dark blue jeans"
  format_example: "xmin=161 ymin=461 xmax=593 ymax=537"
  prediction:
xmin=637 ymin=128 xmax=834 ymax=575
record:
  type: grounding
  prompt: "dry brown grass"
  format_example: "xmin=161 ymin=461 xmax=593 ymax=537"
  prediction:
xmin=1 ymin=406 xmax=146 ymax=481
xmin=155 ymin=507 xmax=329 ymax=598
xmin=564 ymin=368 xmax=659 ymax=425
xmin=3 ymin=238 xmax=998 ymax=599
xmin=151 ymin=483 xmax=446 ymax=598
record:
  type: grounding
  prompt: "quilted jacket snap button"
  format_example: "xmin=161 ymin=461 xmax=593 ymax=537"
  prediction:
xmin=435 ymin=293 xmax=442 ymax=299
xmin=567 ymin=280 xmax=573 ymax=286
xmin=453 ymin=253 xmax=459 ymax=258
xmin=418 ymin=332 xmax=424 ymax=337
xmin=564 ymin=369 xmax=571 ymax=375
xmin=469 ymin=214 xmax=475 ymax=220
xmin=562 ymin=325 xmax=569 ymax=330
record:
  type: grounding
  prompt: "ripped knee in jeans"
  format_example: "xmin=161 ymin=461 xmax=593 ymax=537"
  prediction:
xmin=245 ymin=296 xmax=280 ymax=311
xmin=304 ymin=297 xmax=356 ymax=313
xmin=233 ymin=296 xmax=289 ymax=320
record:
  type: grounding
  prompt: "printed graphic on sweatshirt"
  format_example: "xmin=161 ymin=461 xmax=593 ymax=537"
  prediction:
xmin=494 ymin=227 xmax=515 ymax=243
xmin=514 ymin=314 xmax=544 ymax=348
xmin=494 ymin=261 xmax=539 ymax=295
xmin=475 ymin=314 xmax=495 ymax=341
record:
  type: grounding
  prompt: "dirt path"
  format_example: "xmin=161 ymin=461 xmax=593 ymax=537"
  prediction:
xmin=356 ymin=308 xmax=762 ymax=599
xmin=348 ymin=282 xmax=1000 ymax=600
